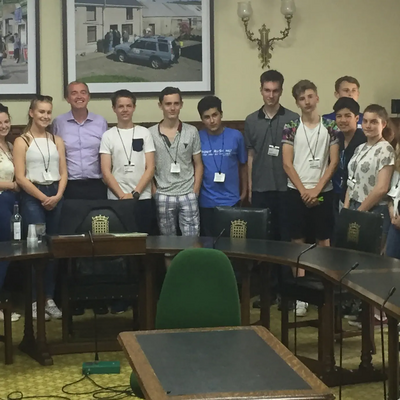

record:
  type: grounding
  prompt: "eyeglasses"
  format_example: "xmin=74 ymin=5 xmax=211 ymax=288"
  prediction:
xmin=34 ymin=94 xmax=53 ymax=102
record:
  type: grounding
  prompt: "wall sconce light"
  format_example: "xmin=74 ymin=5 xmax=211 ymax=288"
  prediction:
xmin=237 ymin=0 xmax=296 ymax=68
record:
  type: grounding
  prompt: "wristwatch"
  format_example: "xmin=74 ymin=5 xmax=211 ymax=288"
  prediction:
xmin=131 ymin=191 xmax=140 ymax=200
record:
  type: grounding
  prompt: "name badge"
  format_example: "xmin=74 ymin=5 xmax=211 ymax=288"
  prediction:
xmin=309 ymin=158 xmax=321 ymax=169
xmin=124 ymin=165 xmax=135 ymax=173
xmin=170 ymin=163 xmax=181 ymax=173
xmin=214 ymin=172 xmax=226 ymax=183
xmin=42 ymin=171 xmax=52 ymax=181
xmin=268 ymin=145 xmax=280 ymax=157
xmin=347 ymin=178 xmax=356 ymax=190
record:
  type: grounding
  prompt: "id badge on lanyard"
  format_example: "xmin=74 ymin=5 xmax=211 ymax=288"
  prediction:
xmin=214 ymin=172 xmax=225 ymax=182
xmin=170 ymin=163 xmax=181 ymax=173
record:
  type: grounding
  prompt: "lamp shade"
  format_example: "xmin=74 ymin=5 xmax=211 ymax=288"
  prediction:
xmin=281 ymin=0 xmax=296 ymax=16
xmin=237 ymin=1 xmax=253 ymax=19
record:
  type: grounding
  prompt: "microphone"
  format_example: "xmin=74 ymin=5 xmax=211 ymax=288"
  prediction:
xmin=380 ymin=286 xmax=396 ymax=400
xmin=337 ymin=262 xmax=360 ymax=400
xmin=213 ymin=228 xmax=226 ymax=249
xmin=294 ymin=243 xmax=317 ymax=356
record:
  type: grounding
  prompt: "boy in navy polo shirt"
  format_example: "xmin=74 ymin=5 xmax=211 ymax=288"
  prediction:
xmin=197 ymin=96 xmax=248 ymax=236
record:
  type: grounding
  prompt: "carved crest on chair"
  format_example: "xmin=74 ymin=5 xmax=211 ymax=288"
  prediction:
xmin=230 ymin=219 xmax=247 ymax=239
xmin=92 ymin=215 xmax=109 ymax=234
xmin=347 ymin=222 xmax=360 ymax=244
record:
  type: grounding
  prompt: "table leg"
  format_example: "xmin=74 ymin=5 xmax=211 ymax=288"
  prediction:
xmin=359 ymin=301 xmax=374 ymax=371
xmin=388 ymin=316 xmax=399 ymax=400
xmin=321 ymin=280 xmax=335 ymax=374
xmin=259 ymin=263 xmax=271 ymax=329
xmin=19 ymin=259 xmax=53 ymax=366
xmin=239 ymin=260 xmax=251 ymax=326
xmin=144 ymin=255 xmax=156 ymax=330
xmin=35 ymin=259 xmax=52 ymax=365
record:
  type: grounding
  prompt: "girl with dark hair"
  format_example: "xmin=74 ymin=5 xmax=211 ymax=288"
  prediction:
xmin=344 ymin=104 xmax=394 ymax=217
xmin=13 ymin=96 xmax=68 ymax=320
xmin=0 ymin=103 xmax=21 ymax=322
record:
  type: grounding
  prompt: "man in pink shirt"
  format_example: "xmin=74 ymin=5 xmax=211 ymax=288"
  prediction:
xmin=52 ymin=81 xmax=108 ymax=199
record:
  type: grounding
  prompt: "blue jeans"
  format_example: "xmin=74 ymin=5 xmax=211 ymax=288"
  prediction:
xmin=386 ymin=224 xmax=400 ymax=259
xmin=20 ymin=182 xmax=63 ymax=300
xmin=0 ymin=191 xmax=17 ymax=290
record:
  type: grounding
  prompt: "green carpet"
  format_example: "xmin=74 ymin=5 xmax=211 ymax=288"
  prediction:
xmin=0 ymin=303 xmax=390 ymax=400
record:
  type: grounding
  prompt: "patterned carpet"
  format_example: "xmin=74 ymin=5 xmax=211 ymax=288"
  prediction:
xmin=0 ymin=303 xmax=390 ymax=400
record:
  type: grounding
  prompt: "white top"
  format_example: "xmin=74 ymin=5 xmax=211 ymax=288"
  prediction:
xmin=99 ymin=125 xmax=155 ymax=200
xmin=0 ymin=142 xmax=14 ymax=194
xmin=388 ymin=170 xmax=400 ymax=216
xmin=282 ymin=118 xmax=339 ymax=192
xmin=26 ymin=136 xmax=61 ymax=184
xmin=347 ymin=140 xmax=395 ymax=204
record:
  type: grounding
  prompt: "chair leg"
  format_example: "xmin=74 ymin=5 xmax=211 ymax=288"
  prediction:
xmin=281 ymin=295 xmax=289 ymax=348
xmin=3 ymin=307 xmax=13 ymax=364
xmin=318 ymin=304 xmax=324 ymax=362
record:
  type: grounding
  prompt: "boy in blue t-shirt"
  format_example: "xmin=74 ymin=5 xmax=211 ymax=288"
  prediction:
xmin=197 ymin=96 xmax=248 ymax=236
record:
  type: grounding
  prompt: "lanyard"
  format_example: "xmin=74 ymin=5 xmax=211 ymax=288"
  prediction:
xmin=207 ymin=129 xmax=225 ymax=174
xmin=159 ymin=125 xmax=182 ymax=164
xmin=31 ymin=132 xmax=50 ymax=172
xmin=260 ymin=115 xmax=281 ymax=152
xmin=349 ymin=139 xmax=383 ymax=180
xmin=0 ymin=142 xmax=12 ymax=162
xmin=303 ymin=121 xmax=321 ymax=160
xmin=117 ymin=127 xmax=135 ymax=165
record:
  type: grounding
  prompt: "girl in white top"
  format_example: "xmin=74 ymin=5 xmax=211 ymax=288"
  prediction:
xmin=0 ymin=103 xmax=21 ymax=322
xmin=13 ymin=96 xmax=68 ymax=320
xmin=344 ymin=104 xmax=394 ymax=214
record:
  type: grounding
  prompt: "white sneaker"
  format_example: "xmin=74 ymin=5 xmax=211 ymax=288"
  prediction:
xmin=32 ymin=302 xmax=51 ymax=321
xmin=45 ymin=299 xmax=62 ymax=319
xmin=294 ymin=301 xmax=308 ymax=317
xmin=0 ymin=310 xmax=21 ymax=322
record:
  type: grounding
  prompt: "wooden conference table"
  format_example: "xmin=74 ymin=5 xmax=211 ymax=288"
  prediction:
xmin=2 ymin=236 xmax=400 ymax=399
xmin=118 ymin=326 xmax=334 ymax=400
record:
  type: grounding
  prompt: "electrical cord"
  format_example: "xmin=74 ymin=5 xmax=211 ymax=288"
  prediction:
xmin=1 ymin=375 xmax=134 ymax=400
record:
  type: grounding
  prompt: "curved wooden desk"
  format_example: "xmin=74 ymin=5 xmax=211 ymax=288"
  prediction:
xmin=1 ymin=237 xmax=400 ymax=399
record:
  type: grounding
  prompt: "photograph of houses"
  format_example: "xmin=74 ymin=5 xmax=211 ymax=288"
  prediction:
xmin=65 ymin=0 xmax=213 ymax=95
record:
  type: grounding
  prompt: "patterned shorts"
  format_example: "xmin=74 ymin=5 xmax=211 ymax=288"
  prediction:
xmin=155 ymin=192 xmax=200 ymax=236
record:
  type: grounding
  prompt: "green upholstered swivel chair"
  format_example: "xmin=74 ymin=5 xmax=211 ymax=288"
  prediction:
xmin=130 ymin=248 xmax=241 ymax=397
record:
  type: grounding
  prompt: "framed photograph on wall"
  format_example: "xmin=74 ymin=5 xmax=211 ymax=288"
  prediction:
xmin=0 ymin=0 xmax=40 ymax=99
xmin=62 ymin=0 xmax=214 ymax=97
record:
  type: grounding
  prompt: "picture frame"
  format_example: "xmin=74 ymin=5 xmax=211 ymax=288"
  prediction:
xmin=62 ymin=0 xmax=214 ymax=98
xmin=0 ymin=0 xmax=40 ymax=99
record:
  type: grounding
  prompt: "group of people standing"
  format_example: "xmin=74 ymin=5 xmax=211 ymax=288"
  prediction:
xmin=0 ymin=70 xmax=399 ymax=322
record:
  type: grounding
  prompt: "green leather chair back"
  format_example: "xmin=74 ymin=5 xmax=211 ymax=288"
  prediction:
xmin=213 ymin=207 xmax=271 ymax=240
xmin=155 ymin=248 xmax=241 ymax=329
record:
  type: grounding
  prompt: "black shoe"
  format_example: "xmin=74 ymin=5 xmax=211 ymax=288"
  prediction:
xmin=93 ymin=303 xmax=108 ymax=315
xmin=111 ymin=300 xmax=128 ymax=314
xmin=253 ymin=299 xmax=260 ymax=309
xmin=72 ymin=305 xmax=85 ymax=316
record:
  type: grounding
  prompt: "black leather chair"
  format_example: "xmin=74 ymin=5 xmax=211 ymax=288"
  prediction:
xmin=213 ymin=206 xmax=271 ymax=240
xmin=59 ymin=199 xmax=142 ymax=339
xmin=213 ymin=207 xmax=271 ymax=325
xmin=280 ymin=208 xmax=383 ymax=356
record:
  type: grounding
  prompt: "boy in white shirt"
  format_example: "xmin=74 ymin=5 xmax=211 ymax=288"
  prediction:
xmin=282 ymin=80 xmax=340 ymax=316
xmin=100 ymin=89 xmax=155 ymax=233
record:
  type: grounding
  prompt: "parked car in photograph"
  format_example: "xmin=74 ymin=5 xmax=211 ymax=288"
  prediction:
xmin=114 ymin=36 xmax=180 ymax=69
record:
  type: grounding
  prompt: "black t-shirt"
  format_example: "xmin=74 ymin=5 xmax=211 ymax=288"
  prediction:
xmin=336 ymin=128 xmax=366 ymax=202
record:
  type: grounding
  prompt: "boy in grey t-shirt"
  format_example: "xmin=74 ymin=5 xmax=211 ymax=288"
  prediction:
xmin=149 ymin=87 xmax=203 ymax=236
